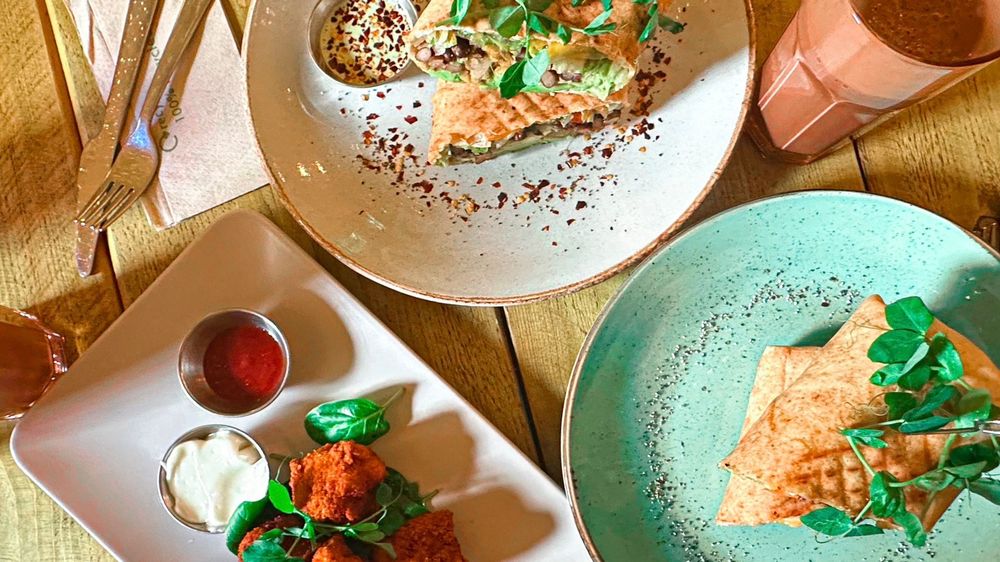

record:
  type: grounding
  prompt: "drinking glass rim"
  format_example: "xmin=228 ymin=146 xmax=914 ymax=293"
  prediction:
xmin=847 ymin=0 xmax=1000 ymax=68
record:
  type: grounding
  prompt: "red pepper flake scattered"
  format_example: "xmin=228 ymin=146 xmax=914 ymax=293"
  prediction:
xmin=576 ymin=201 xmax=588 ymax=210
xmin=404 ymin=115 xmax=418 ymax=124
xmin=377 ymin=91 xmax=387 ymax=99
xmin=366 ymin=113 xmax=379 ymax=120
xmin=497 ymin=192 xmax=508 ymax=208
xmin=492 ymin=181 xmax=501 ymax=188
xmin=566 ymin=219 xmax=576 ymax=226
xmin=413 ymin=101 xmax=422 ymax=108
xmin=320 ymin=0 xmax=411 ymax=86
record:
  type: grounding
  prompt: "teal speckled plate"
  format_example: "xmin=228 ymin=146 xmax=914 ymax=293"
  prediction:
xmin=563 ymin=191 xmax=1000 ymax=561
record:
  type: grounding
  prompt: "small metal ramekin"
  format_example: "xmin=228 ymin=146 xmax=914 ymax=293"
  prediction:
xmin=158 ymin=424 xmax=270 ymax=533
xmin=178 ymin=309 xmax=290 ymax=416
xmin=307 ymin=0 xmax=418 ymax=88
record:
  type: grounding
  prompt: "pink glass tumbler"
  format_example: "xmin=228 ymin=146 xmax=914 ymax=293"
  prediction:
xmin=0 ymin=306 xmax=68 ymax=420
xmin=747 ymin=0 xmax=1000 ymax=165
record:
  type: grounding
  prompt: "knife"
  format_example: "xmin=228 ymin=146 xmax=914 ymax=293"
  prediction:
xmin=75 ymin=0 xmax=158 ymax=277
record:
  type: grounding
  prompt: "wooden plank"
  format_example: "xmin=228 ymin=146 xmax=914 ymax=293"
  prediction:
xmin=504 ymin=0 xmax=869 ymax=482
xmin=857 ymin=62 xmax=1000 ymax=228
xmin=0 ymin=0 xmax=120 ymax=559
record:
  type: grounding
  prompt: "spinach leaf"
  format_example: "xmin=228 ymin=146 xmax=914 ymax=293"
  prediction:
xmin=527 ymin=12 xmax=553 ymax=35
xmin=912 ymin=470 xmax=955 ymax=492
xmin=898 ymin=415 xmax=951 ymax=434
xmin=490 ymin=6 xmax=526 ymax=38
xmin=870 ymin=363 xmax=905 ymax=386
xmin=868 ymin=330 xmax=925 ymax=364
xmin=226 ymin=496 xmax=269 ymax=554
xmin=968 ymin=478 xmax=1000 ymax=505
xmin=893 ymin=510 xmax=927 ymax=547
xmin=869 ymin=472 xmax=905 ymax=518
xmin=556 ymin=24 xmax=572 ymax=44
xmin=638 ymin=4 xmax=658 ymax=43
xmin=885 ymin=296 xmax=934 ymax=334
xmin=903 ymin=384 xmax=957 ymax=421
xmin=305 ymin=388 xmax=403 ymax=445
xmin=658 ymin=14 xmax=686 ymax=34
xmin=800 ymin=506 xmax=854 ymax=536
xmin=949 ymin=442 xmax=999 ymax=473
xmin=929 ymin=333 xmax=963 ymax=382
xmin=840 ymin=428 xmax=887 ymax=449
xmin=499 ymin=60 xmax=528 ymax=98
xmin=582 ymin=9 xmax=616 ymax=35
xmin=900 ymin=342 xmax=930 ymax=374
xmin=845 ymin=524 xmax=884 ymax=537
xmin=268 ymin=480 xmax=297 ymax=514
xmin=955 ymin=388 xmax=992 ymax=428
xmin=449 ymin=0 xmax=471 ymax=25
xmin=897 ymin=365 xmax=932 ymax=391
xmin=884 ymin=392 xmax=917 ymax=420
xmin=522 ymin=49 xmax=551 ymax=86
xmin=944 ymin=461 xmax=988 ymax=479
xmin=526 ymin=0 xmax=554 ymax=11
xmin=242 ymin=537 xmax=292 ymax=562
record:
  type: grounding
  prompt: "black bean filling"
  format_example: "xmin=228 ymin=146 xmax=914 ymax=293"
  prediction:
xmin=417 ymin=37 xmax=585 ymax=86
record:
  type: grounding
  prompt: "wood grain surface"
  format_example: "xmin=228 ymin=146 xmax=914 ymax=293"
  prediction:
xmin=4 ymin=0 xmax=1000 ymax=558
xmin=0 ymin=0 xmax=120 ymax=559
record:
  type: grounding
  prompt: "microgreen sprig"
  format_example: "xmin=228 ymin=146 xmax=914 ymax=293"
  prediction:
xmin=632 ymin=0 xmax=685 ymax=43
xmin=492 ymin=0 xmax=616 ymax=98
xmin=232 ymin=469 xmax=436 ymax=562
xmin=800 ymin=297 xmax=999 ymax=547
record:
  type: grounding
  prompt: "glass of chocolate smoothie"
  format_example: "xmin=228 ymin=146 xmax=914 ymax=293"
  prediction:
xmin=747 ymin=0 xmax=1000 ymax=164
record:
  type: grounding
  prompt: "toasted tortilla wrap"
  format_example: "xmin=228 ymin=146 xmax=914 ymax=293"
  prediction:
xmin=716 ymin=346 xmax=823 ymax=527
xmin=428 ymin=80 xmax=631 ymax=165
xmin=407 ymin=0 xmax=654 ymax=99
xmin=721 ymin=295 xmax=1000 ymax=531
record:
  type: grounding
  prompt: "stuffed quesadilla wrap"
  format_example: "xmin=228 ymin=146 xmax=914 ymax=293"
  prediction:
xmin=407 ymin=0 xmax=654 ymax=100
xmin=428 ymin=80 xmax=631 ymax=165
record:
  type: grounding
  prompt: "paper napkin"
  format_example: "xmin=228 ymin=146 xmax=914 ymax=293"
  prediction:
xmin=66 ymin=0 xmax=269 ymax=229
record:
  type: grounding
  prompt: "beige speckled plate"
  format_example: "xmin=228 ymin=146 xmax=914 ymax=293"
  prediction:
xmin=244 ymin=0 xmax=754 ymax=305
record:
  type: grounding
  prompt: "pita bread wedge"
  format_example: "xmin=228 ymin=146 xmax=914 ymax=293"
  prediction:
xmin=407 ymin=0 xmax=654 ymax=99
xmin=716 ymin=346 xmax=823 ymax=526
xmin=721 ymin=295 xmax=1000 ymax=531
xmin=428 ymin=80 xmax=631 ymax=164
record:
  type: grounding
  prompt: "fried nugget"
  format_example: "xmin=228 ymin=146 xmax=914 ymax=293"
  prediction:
xmin=237 ymin=515 xmax=316 ymax=561
xmin=372 ymin=510 xmax=467 ymax=562
xmin=290 ymin=441 xmax=388 ymax=523
xmin=312 ymin=535 xmax=364 ymax=562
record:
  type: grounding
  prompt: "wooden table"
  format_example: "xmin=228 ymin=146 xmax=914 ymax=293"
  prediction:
xmin=2 ymin=0 xmax=998 ymax=558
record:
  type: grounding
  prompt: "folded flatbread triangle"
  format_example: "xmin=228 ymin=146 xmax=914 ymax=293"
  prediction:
xmin=716 ymin=346 xmax=822 ymax=526
xmin=721 ymin=295 xmax=1000 ymax=530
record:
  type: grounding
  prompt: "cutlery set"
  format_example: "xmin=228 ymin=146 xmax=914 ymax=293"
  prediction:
xmin=74 ymin=0 xmax=214 ymax=277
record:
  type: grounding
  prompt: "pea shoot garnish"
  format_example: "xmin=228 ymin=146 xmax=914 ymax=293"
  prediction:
xmin=231 ymin=470 xmax=437 ymax=561
xmin=800 ymin=297 xmax=1000 ymax=546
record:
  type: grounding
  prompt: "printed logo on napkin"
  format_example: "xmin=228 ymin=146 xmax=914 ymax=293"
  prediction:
xmin=70 ymin=0 xmax=269 ymax=229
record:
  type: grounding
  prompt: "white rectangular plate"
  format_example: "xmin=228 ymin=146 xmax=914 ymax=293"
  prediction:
xmin=12 ymin=211 xmax=589 ymax=561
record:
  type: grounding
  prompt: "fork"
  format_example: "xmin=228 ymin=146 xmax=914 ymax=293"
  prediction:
xmin=906 ymin=419 xmax=1000 ymax=436
xmin=76 ymin=0 xmax=215 ymax=229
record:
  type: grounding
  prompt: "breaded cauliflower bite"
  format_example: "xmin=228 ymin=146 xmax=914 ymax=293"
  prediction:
xmin=290 ymin=441 xmax=388 ymax=523
xmin=237 ymin=515 xmax=317 ymax=561
xmin=372 ymin=510 xmax=467 ymax=562
xmin=312 ymin=535 xmax=364 ymax=562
